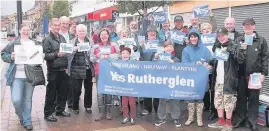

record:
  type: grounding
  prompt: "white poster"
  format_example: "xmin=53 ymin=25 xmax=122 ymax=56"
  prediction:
xmin=14 ymin=45 xmax=43 ymax=64
xmin=77 ymin=43 xmax=90 ymax=52
xmin=59 ymin=43 xmax=74 ymax=53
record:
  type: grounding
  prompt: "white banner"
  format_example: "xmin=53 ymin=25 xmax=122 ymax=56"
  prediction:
xmin=14 ymin=45 xmax=43 ymax=64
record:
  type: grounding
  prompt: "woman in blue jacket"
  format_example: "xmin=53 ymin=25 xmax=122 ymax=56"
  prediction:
xmin=181 ymin=30 xmax=212 ymax=127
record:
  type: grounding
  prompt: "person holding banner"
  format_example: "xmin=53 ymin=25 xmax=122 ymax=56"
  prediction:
xmin=119 ymin=47 xmax=137 ymax=125
xmin=91 ymin=28 xmax=119 ymax=121
xmin=233 ymin=18 xmax=268 ymax=131
xmin=181 ymin=30 xmax=212 ymax=127
xmin=43 ymin=18 xmax=71 ymax=122
xmin=153 ymin=41 xmax=182 ymax=128
xmin=139 ymin=25 xmax=161 ymax=116
xmin=208 ymin=27 xmax=247 ymax=131
xmin=67 ymin=24 xmax=94 ymax=114
xmin=1 ymin=23 xmax=44 ymax=130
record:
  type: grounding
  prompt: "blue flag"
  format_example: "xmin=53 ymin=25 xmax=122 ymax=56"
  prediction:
xmin=98 ymin=60 xmax=209 ymax=100
xmin=42 ymin=14 xmax=48 ymax=35
xmin=193 ymin=5 xmax=210 ymax=17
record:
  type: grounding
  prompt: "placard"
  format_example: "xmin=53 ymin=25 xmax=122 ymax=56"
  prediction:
xmin=99 ymin=46 xmax=111 ymax=54
xmin=193 ymin=5 xmax=210 ymax=17
xmin=60 ymin=43 xmax=74 ymax=53
xmin=153 ymin=12 xmax=167 ymax=24
xmin=245 ymin=35 xmax=254 ymax=45
xmin=143 ymin=40 xmax=159 ymax=53
xmin=159 ymin=53 xmax=172 ymax=61
xmin=170 ymin=30 xmax=186 ymax=45
xmin=213 ymin=48 xmax=229 ymax=61
xmin=201 ymin=33 xmax=216 ymax=46
xmin=77 ymin=43 xmax=90 ymax=52
xmin=138 ymin=36 xmax=145 ymax=45
xmin=14 ymin=45 xmax=43 ymax=64
xmin=228 ymin=33 xmax=235 ymax=40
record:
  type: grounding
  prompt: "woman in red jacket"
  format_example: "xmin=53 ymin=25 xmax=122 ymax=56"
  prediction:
xmin=90 ymin=28 xmax=119 ymax=121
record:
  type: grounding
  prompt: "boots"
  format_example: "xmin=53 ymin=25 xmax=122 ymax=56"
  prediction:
xmin=185 ymin=103 xmax=195 ymax=126
xmin=106 ymin=105 xmax=112 ymax=120
xmin=196 ymin=103 xmax=204 ymax=127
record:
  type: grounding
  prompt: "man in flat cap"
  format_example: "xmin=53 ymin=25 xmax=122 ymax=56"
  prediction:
xmin=233 ymin=17 xmax=268 ymax=131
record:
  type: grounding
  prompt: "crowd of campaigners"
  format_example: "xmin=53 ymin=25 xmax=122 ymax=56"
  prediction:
xmin=1 ymin=9 xmax=268 ymax=131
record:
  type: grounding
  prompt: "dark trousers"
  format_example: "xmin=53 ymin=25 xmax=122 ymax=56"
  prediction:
xmin=233 ymin=76 xmax=260 ymax=126
xmin=144 ymin=98 xmax=159 ymax=113
xmin=67 ymin=80 xmax=73 ymax=108
xmin=203 ymin=74 xmax=217 ymax=113
xmin=44 ymin=71 xmax=69 ymax=117
xmin=70 ymin=69 xmax=93 ymax=110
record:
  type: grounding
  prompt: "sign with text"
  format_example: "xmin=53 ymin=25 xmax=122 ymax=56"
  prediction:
xmin=159 ymin=53 xmax=172 ymax=61
xmin=213 ymin=48 xmax=230 ymax=61
xmin=170 ymin=30 xmax=186 ymax=45
xmin=14 ymin=45 xmax=43 ymax=64
xmin=138 ymin=36 xmax=145 ymax=45
xmin=60 ymin=43 xmax=73 ymax=53
xmin=143 ymin=40 xmax=160 ymax=53
xmin=99 ymin=46 xmax=111 ymax=54
xmin=153 ymin=12 xmax=167 ymax=24
xmin=193 ymin=5 xmax=210 ymax=17
xmin=98 ymin=60 xmax=209 ymax=100
xmin=245 ymin=35 xmax=254 ymax=45
xmin=201 ymin=33 xmax=217 ymax=46
xmin=77 ymin=43 xmax=90 ymax=52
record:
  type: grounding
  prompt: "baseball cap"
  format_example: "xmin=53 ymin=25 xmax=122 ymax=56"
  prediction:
xmin=242 ymin=17 xmax=256 ymax=25
xmin=147 ymin=25 xmax=157 ymax=32
xmin=174 ymin=15 xmax=184 ymax=22
xmin=216 ymin=27 xmax=228 ymax=35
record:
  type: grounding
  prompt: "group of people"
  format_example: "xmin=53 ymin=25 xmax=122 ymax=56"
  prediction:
xmin=1 ymin=9 xmax=268 ymax=131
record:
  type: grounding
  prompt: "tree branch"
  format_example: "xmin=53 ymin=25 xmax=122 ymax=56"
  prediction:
xmin=130 ymin=1 xmax=144 ymax=16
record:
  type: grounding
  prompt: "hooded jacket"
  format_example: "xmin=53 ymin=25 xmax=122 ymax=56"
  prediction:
xmin=235 ymin=31 xmax=268 ymax=76
xmin=210 ymin=39 xmax=246 ymax=94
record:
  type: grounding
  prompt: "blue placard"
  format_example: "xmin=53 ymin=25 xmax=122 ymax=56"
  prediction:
xmin=153 ymin=12 xmax=167 ymax=24
xmin=213 ymin=48 xmax=230 ymax=61
xmin=170 ymin=30 xmax=186 ymax=45
xmin=193 ymin=5 xmax=210 ymax=18
xmin=143 ymin=40 xmax=159 ymax=53
xmin=245 ymin=35 xmax=254 ymax=45
xmin=98 ymin=60 xmax=209 ymax=100
xmin=159 ymin=53 xmax=172 ymax=61
xmin=201 ymin=34 xmax=217 ymax=46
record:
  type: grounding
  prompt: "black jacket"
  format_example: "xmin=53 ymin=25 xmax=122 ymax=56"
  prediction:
xmin=42 ymin=31 xmax=68 ymax=71
xmin=210 ymin=39 xmax=246 ymax=94
xmin=229 ymin=30 xmax=242 ymax=41
xmin=69 ymin=37 xmax=94 ymax=79
xmin=235 ymin=32 xmax=268 ymax=76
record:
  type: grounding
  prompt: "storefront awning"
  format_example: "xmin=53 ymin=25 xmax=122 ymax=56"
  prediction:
xmin=88 ymin=6 xmax=118 ymax=21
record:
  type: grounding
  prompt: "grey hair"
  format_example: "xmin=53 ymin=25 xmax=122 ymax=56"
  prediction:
xmin=59 ymin=16 xmax=70 ymax=23
xmin=76 ymin=24 xmax=87 ymax=32
xmin=224 ymin=17 xmax=236 ymax=24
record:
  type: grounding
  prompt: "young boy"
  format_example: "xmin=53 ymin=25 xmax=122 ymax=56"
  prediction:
xmin=120 ymin=47 xmax=136 ymax=125
xmin=153 ymin=40 xmax=181 ymax=128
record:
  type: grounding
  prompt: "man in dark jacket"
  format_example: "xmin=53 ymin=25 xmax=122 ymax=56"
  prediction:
xmin=208 ymin=27 xmax=247 ymax=131
xmin=43 ymin=18 xmax=71 ymax=122
xmin=232 ymin=18 xmax=268 ymax=131
xmin=224 ymin=17 xmax=242 ymax=41
xmin=171 ymin=15 xmax=186 ymax=61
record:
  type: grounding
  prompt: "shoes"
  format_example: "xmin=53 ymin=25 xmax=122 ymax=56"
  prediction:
xmin=130 ymin=118 xmax=136 ymax=125
xmin=174 ymin=119 xmax=182 ymax=128
xmin=95 ymin=113 xmax=105 ymax=121
xmin=121 ymin=117 xmax=129 ymax=124
xmin=56 ymin=111 xmax=71 ymax=117
xmin=44 ymin=115 xmax=57 ymax=122
xmin=106 ymin=112 xmax=112 ymax=120
xmin=85 ymin=108 xmax=92 ymax=114
xmin=155 ymin=119 xmax=166 ymax=127
xmin=142 ymin=110 xmax=149 ymax=116
xmin=196 ymin=103 xmax=204 ymax=127
xmin=221 ymin=119 xmax=233 ymax=131
xmin=24 ymin=125 xmax=33 ymax=130
xmin=208 ymin=112 xmax=218 ymax=120
xmin=185 ymin=103 xmax=195 ymax=126
xmin=250 ymin=124 xmax=259 ymax=131
xmin=73 ymin=109 xmax=79 ymax=114
xmin=208 ymin=118 xmax=225 ymax=129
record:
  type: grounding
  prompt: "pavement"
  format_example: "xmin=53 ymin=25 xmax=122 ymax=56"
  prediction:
xmin=0 ymin=39 xmax=268 ymax=131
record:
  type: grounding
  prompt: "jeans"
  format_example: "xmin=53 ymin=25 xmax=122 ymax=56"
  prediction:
xmin=44 ymin=71 xmax=69 ymax=117
xmin=11 ymin=78 xmax=35 ymax=126
xmin=157 ymin=99 xmax=181 ymax=120
xmin=96 ymin=76 xmax=112 ymax=113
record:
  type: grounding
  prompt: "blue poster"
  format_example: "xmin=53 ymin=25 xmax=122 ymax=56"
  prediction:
xmin=193 ymin=5 xmax=210 ymax=17
xmin=153 ymin=12 xmax=167 ymax=24
xmin=213 ymin=48 xmax=230 ymax=61
xmin=98 ymin=60 xmax=209 ymax=100
xmin=143 ymin=40 xmax=160 ymax=53
xmin=159 ymin=53 xmax=171 ymax=61
xmin=170 ymin=30 xmax=186 ymax=45
xmin=201 ymin=33 xmax=217 ymax=46
xmin=245 ymin=35 xmax=253 ymax=45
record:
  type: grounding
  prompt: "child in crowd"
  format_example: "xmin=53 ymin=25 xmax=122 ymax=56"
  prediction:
xmin=153 ymin=40 xmax=182 ymax=128
xmin=120 ymin=47 xmax=136 ymax=125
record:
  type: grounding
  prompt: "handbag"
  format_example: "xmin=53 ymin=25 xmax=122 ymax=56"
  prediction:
xmin=24 ymin=64 xmax=45 ymax=86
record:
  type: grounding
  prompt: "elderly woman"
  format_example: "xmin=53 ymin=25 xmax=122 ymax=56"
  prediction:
xmin=67 ymin=24 xmax=94 ymax=114
xmin=90 ymin=28 xmax=119 ymax=121
xmin=1 ymin=24 xmax=44 ymax=130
